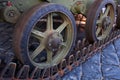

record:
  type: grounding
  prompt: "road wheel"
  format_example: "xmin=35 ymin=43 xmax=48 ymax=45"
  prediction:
xmin=13 ymin=3 xmax=76 ymax=69
xmin=85 ymin=0 xmax=116 ymax=43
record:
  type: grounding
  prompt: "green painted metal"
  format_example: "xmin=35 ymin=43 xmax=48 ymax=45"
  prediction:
xmin=0 ymin=0 xmax=43 ymax=23
xmin=0 ymin=0 xmax=119 ymax=23
xmin=10 ymin=0 xmax=42 ymax=12
xmin=70 ymin=0 xmax=95 ymax=15
xmin=48 ymin=0 xmax=95 ymax=15
xmin=0 ymin=0 xmax=42 ymax=12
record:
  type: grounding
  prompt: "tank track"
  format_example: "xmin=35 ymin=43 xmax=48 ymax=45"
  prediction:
xmin=0 ymin=22 xmax=120 ymax=80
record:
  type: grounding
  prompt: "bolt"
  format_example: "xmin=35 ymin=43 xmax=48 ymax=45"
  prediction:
xmin=8 ymin=11 xmax=14 ymax=17
xmin=49 ymin=43 xmax=51 ymax=46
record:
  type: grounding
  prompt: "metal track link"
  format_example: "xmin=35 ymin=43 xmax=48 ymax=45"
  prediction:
xmin=0 ymin=27 xmax=120 ymax=80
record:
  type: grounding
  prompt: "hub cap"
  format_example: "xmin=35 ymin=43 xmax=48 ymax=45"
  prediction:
xmin=47 ymin=32 xmax=63 ymax=52
xmin=102 ymin=16 xmax=111 ymax=30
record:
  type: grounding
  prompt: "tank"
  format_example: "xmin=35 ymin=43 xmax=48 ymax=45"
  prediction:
xmin=0 ymin=0 xmax=119 ymax=69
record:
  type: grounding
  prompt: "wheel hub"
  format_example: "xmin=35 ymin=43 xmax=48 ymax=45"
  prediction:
xmin=102 ymin=16 xmax=111 ymax=30
xmin=47 ymin=32 xmax=63 ymax=52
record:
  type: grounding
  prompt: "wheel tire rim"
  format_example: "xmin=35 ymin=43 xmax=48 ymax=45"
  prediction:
xmin=28 ymin=12 xmax=74 ymax=68
xmin=96 ymin=4 xmax=115 ymax=40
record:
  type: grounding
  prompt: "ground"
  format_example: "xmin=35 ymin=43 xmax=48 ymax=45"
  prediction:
xmin=62 ymin=38 xmax=120 ymax=80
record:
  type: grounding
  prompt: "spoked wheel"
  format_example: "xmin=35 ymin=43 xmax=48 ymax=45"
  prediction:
xmin=13 ymin=3 xmax=76 ymax=69
xmin=85 ymin=0 xmax=116 ymax=43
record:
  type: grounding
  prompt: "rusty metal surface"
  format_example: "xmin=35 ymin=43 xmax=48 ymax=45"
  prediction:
xmin=0 ymin=22 xmax=120 ymax=79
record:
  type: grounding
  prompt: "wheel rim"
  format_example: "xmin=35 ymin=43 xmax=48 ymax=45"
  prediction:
xmin=85 ymin=0 xmax=115 ymax=43
xmin=96 ymin=4 xmax=115 ymax=40
xmin=28 ymin=12 xmax=74 ymax=68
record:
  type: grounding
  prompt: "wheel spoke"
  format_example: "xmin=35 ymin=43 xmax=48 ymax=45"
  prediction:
xmin=61 ymin=42 xmax=67 ymax=48
xmin=104 ymin=26 xmax=111 ymax=35
xmin=30 ymin=44 xmax=45 ymax=60
xmin=31 ymin=29 xmax=45 ymax=40
xmin=100 ymin=10 xmax=104 ymax=17
xmin=96 ymin=19 xmax=102 ymax=24
xmin=56 ymin=21 xmax=68 ymax=33
xmin=96 ymin=26 xmax=102 ymax=36
xmin=47 ymin=13 xmax=53 ymax=30
xmin=96 ymin=12 xmax=104 ymax=25
xmin=46 ymin=50 xmax=53 ymax=63
xmin=104 ymin=5 xmax=111 ymax=17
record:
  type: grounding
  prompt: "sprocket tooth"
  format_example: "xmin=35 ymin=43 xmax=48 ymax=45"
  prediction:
xmin=75 ymin=51 xmax=81 ymax=61
xmin=101 ymin=39 xmax=106 ymax=49
xmin=103 ymin=38 xmax=106 ymax=45
xmin=67 ymin=55 xmax=75 ymax=71
xmin=82 ymin=38 xmax=87 ymax=47
xmin=0 ymin=62 xmax=16 ymax=79
xmin=110 ymin=32 xmax=115 ymax=42
xmin=110 ymin=32 xmax=114 ymax=40
xmin=100 ymin=40 xmax=104 ymax=46
xmin=85 ymin=45 xmax=93 ymax=59
xmin=77 ymin=40 xmax=83 ymax=50
xmin=76 ymin=40 xmax=81 ymax=50
xmin=81 ymin=47 xmax=88 ymax=57
xmin=30 ymin=67 xmax=41 ymax=79
xmin=88 ymin=44 xmax=92 ymax=52
xmin=58 ymin=59 xmax=67 ymax=76
xmin=75 ymin=51 xmax=81 ymax=65
xmin=89 ymin=42 xmax=98 ymax=53
xmin=92 ymin=42 xmax=97 ymax=50
xmin=98 ymin=40 xmax=101 ymax=47
xmin=82 ymin=47 xmax=90 ymax=61
xmin=80 ymin=48 xmax=86 ymax=62
xmin=16 ymin=65 xmax=29 ymax=79
xmin=97 ymin=41 xmax=103 ymax=52
xmin=50 ymin=65 xmax=59 ymax=79
xmin=41 ymin=68 xmax=50 ymax=79
xmin=97 ymin=42 xmax=101 ymax=51
xmin=77 ymin=38 xmax=87 ymax=50
xmin=104 ymin=36 xmax=109 ymax=43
